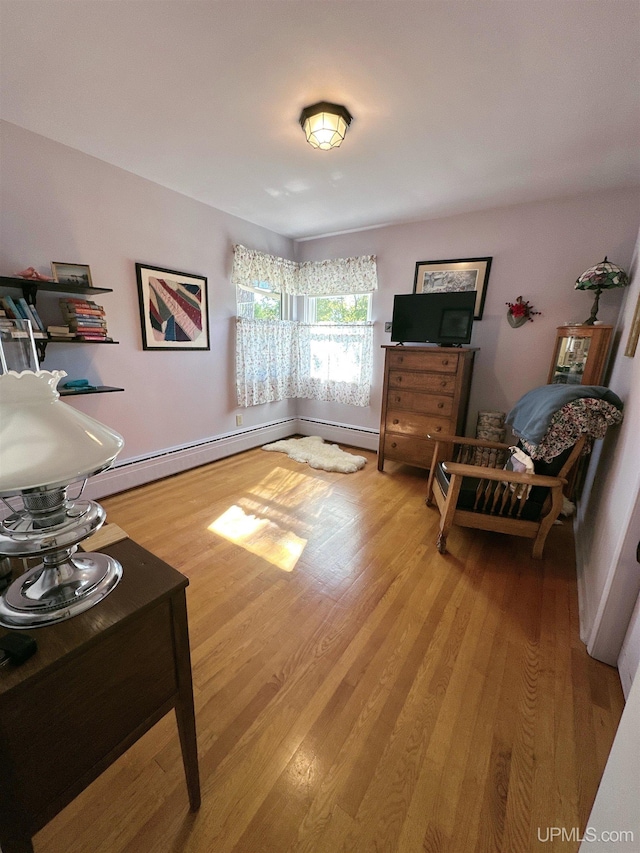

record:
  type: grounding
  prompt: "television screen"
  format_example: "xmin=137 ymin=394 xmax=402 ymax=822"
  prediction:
xmin=390 ymin=291 xmax=475 ymax=345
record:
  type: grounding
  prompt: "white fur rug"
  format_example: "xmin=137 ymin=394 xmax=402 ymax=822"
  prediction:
xmin=262 ymin=435 xmax=367 ymax=473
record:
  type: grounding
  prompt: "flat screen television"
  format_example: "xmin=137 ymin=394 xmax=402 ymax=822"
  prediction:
xmin=390 ymin=291 xmax=475 ymax=346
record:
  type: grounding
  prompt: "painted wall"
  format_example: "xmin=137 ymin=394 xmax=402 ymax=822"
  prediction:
xmin=578 ymin=664 xmax=640 ymax=852
xmin=575 ymin=227 xmax=640 ymax=667
xmin=0 ymin=120 xmax=296 ymax=465
xmin=295 ymin=191 xmax=640 ymax=436
xmin=2 ymin=120 xmax=640 ymax=672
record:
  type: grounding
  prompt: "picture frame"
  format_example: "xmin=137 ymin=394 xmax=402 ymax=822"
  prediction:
xmin=135 ymin=263 xmax=210 ymax=351
xmin=51 ymin=262 xmax=93 ymax=288
xmin=624 ymin=291 xmax=640 ymax=358
xmin=413 ymin=256 xmax=492 ymax=320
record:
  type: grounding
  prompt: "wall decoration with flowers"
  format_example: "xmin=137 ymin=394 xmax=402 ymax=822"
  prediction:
xmin=506 ymin=296 xmax=540 ymax=328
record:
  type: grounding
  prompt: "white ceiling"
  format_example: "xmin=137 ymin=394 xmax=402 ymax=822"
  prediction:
xmin=1 ymin=1 xmax=639 ymax=240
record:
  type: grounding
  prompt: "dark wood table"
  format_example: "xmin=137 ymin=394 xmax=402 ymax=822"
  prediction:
xmin=0 ymin=538 xmax=200 ymax=853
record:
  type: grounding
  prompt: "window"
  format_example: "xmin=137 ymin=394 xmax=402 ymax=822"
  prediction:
xmin=233 ymin=247 xmax=377 ymax=407
xmin=300 ymin=293 xmax=373 ymax=403
xmin=306 ymin=293 xmax=371 ymax=324
xmin=236 ymin=283 xmax=282 ymax=320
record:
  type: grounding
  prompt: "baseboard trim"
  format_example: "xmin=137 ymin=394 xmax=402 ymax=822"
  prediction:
xmin=296 ymin=417 xmax=380 ymax=451
xmin=574 ymin=513 xmax=590 ymax=645
xmin=85 ymin=418 xmax=380 ymax=499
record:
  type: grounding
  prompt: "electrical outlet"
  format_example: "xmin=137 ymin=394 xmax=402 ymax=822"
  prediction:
xmin=384 ymin=321 xmax=392 ymax=333
xmin=236 ymin=414 xmax=243 ymax=427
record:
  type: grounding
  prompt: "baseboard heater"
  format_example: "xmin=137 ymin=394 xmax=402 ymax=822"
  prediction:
xmin=85 ymin=418 xmax=379 ymax=500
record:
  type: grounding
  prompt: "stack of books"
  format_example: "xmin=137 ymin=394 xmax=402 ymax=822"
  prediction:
xmin=0 ymin=294 xmax=48 ymax=339
xmin=59 ymin=297 xmax=111 ymax=341
xmin=47 ymin=324 xmax=75 ymax=339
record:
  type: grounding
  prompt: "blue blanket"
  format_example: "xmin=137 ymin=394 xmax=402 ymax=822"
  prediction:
xmin=506 ymin=385 xmax=623 ymax=444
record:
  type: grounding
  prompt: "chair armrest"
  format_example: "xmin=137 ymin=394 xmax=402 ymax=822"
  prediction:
xmin=441 ymin=461 xmax=566 ymax=489
xmin=427 ymin=433 xmax=511 ymax=450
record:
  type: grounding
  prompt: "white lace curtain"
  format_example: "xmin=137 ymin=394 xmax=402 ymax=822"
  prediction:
xmin=233 ymin=246 xmax=377 ymax=408
xmin=236 ymin=318 xmax=373 ymax=407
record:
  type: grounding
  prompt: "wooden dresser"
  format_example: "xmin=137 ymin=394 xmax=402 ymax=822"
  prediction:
xmin=378 ymin=345 xmax=477 ymax=471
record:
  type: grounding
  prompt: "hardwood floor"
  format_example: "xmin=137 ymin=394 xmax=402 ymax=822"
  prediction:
xmin=34 ymin=444 xmax=624 ymax=853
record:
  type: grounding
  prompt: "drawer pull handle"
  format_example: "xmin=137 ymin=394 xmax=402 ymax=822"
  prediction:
xmin=441 ymin=380 xmax=447 ymax=387
xmin=393 ymin=419 xmax=399 ymax=425
xmin=437 ymin=402 xmax=444 ymax=409
xmin=397 ymin=377 xmax=402 ymax=383
xmin=441 ymin=359 xmax=449 ymax=366
xmin=391 ymin=442 xmax=397 ymax=448
xmin=395 ymin=396 xmax=401 ymax=403
xmin=434 ymin=426 xmax=442 ymax=432
xmin=397 ymin=357 xmax=403 ymax=363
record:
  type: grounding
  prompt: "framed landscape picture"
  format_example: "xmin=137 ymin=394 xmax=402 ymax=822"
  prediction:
xmin=135 ymin=263 xmax=210 ymax=351
xmin=51 ymin=262 xmax=93 ymax=288
xmin=413 ymin=257 xmax=492 ymax=320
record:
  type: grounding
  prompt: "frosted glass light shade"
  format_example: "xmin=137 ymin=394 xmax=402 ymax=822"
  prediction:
xmin=0 ymin=370 xmax=124 ymax=495
xmin=0 ymin=369 xmax=125 ymax=628
xmin=299 ymin=101 xmax=353 ymax=150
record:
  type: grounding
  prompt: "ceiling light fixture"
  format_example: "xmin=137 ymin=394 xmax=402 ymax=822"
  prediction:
xmin=299 ymin=101 xmax=353 ymax=150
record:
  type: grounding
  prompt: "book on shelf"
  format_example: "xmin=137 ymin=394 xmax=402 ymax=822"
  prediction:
xmin=69 ymin=316 xmax=107 ymax=326
xmin=47 ymin=324 xmax=74 ymax=337
xmin=17 ymin=297 xmax=46 ymax=334
xmin=59 ymin=298 xmax=104 ymax=311
xmin=1 ymin=294 xmax=23 ymax=320
xmin=74 ymin=326 xmax=108 ymax=334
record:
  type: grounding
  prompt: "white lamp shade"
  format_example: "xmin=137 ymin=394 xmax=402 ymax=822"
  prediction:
xmin=0 ymin=370 xmax=124 ymax=495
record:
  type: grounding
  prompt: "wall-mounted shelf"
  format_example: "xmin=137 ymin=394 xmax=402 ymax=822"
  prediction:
xmin=0 ymin=275 xmax=113 ymax=301
xmin=48 ymin=338 xmax=119 ymax=345
xmin=59 ymin=386 xmax=124 ymax=397
xmin=1 ymin=274 xmax=122 ymax=393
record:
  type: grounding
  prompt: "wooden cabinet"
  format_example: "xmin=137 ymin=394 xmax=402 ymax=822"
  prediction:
xmin=378 ymin=345 xmax=477 ymax=471
xmin=0 ymin=538 xmax=200 ymax=853
xmin=547 ymin=324 xmax=612 ymax=386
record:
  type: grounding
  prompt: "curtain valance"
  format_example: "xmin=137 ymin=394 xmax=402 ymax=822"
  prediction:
xmin=232 ymin=245 xmax=377 ymax=296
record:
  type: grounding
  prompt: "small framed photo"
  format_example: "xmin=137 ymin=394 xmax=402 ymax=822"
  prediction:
xmin=135 ymin=263 xmax=210 ymax=351
xmin=413 ymin=257 xmax=492 ymax=320
xmin=51 ymin=262 xmax=93 ymax=288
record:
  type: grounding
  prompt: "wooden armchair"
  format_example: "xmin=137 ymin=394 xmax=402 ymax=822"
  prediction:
xmin=425 ymin=433 xmax=586 ymax=559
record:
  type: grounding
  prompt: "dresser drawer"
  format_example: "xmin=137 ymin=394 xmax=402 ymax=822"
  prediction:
xmin=385 ymin=410 xmax=451 ymax=438
xmin=388 ymin=370 xmax=457 ymax=394
xmin=382 ymin=434 xmax=433 ymax=468
xmin=387 ymin=349 xmax=459 ymax=373
xmin=386 ymin=389 xmax=453 ymax=416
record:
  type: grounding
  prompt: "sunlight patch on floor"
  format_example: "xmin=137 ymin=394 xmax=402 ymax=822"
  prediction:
xmin=248 ymin=466 xmax=334 ymax=516
xmin=208 ymin=504 xmax=306 ymax=572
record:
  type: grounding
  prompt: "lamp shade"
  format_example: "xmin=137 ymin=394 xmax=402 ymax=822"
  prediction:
xmin=575 ymin=257 xmax=629 ymax=292
xmin=574 ymin=257 xmax=629 ymax=325
xmin=0 ymin=369 xmax=125 ymax=627
xmin=299 ymin=101 xmax=353 ymax=150
xmin=0 ymin=370 xmax=124 ymax=495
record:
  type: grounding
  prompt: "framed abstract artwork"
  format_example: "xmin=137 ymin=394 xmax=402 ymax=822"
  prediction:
xmin=135 ymin=263 xmax=210 ymax=351
xmin=413 ymin=257 xmax=492 ymax=320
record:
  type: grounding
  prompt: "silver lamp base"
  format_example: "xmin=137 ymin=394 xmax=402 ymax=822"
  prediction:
xmin=0 ymin=550 xmax=122 ymax=628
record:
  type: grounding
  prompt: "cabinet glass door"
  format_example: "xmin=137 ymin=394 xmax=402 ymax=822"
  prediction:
xmin=551 ymin=334 xmax=591 ymax=384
